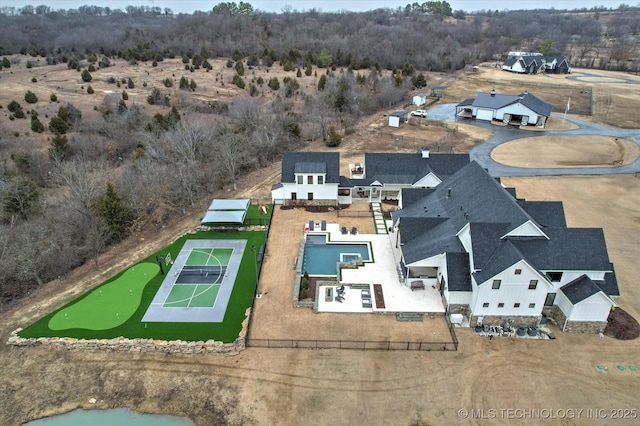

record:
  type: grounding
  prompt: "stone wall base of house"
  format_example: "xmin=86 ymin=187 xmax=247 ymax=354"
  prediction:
xmin=470 ymin=315 xmax=540 ymax=328
xmin=447 ymin=304 xmax=471 ymax=318
xmin=542 ymin=305 xmax=563 ymax=327
xmin=563 ymin=321 xmax=607 ymax=334
xmin=285 ymin=199 xmax=336 ymax=207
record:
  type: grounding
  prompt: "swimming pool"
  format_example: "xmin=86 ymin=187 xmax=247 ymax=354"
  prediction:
xmin=302 ymin=234 xmax=370 ymax=276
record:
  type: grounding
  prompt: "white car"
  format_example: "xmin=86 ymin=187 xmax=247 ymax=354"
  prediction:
xmin=410 ymin=110 xmax=427 ymax=117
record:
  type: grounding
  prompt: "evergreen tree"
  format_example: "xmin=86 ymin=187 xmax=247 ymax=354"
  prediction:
xmin=93 ymin=181 xmax=136 ymax=242
xmin=81 ymin=69 xmax=92 ymax=82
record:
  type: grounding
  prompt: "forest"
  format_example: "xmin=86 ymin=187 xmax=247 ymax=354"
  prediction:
xmin=0 ymin=2 xmax=639 ymax=308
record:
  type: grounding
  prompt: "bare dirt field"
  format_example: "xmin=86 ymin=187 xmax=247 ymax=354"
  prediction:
xmin=2 ymin=60 xmax=640 ymax=426
xmin=492 ymin=135 xmax=640 ymax=167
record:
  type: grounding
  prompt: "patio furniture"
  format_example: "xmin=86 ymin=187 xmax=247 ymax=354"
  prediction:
xmin=410 ymin=280 xmax=425 ymax=291
xmin=341 ymin=226 xmax=348 ymax=235
xmin=361 ymin=289 xmax=371 ymax=297
xmin=321 ymin=220 xmax=327 ymax=231
xmin=309 ymin=220 xmax=315 ymax=231
xmin=350 ymin=227 xmax=358 ymax=235
xmin=362 ymin=298 xmax=372 ymax=308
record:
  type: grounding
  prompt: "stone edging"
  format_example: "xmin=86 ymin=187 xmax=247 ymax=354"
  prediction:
xmin=6 ymin=328 xmax=246 ymax=355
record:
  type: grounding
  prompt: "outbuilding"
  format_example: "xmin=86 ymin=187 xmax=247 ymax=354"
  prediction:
xmin=455 ymin=90 xmax=552 ymax=128
xmin=412 ymin=93 xmax=426 ymax=106
xmin=388 ymin=110 xmax=408 ymax=127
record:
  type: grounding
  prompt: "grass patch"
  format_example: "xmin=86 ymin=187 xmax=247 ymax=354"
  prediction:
xmin=19 ymin=228 xmax=268 ymax=343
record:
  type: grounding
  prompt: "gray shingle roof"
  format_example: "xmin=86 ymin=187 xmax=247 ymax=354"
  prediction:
xmin=281 ymin=152 xmax=340 ymax=183
xmin=471 ymin=92 xmax=552 ymax=117
xmin=392 ymin=161 xmax=617 ymax=290
xmin=596 ymin=267 xmax=619 ymax=297
xmin=446 ymin=252 xmax=471 ymax=291
xmin=364 ymin=152 xmax=469 ymax=186
xmin=339 ymin=176 xmax=355 ymax=188
xmin=560 ymin=275 xmax=602 ymax=304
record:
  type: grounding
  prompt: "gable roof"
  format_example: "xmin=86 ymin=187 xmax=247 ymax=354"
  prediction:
xmin=281 ymin=152 xmax=340 ymax=183
xmin=560 ymin=275 xmax=604 ymax=304
xmin=364 ymin=152 xmax=469 ymax=186
xmin=393 ymin=161 xmax=617 ymax=290
xmin=471 ymin=91 xmax=552 ymax=117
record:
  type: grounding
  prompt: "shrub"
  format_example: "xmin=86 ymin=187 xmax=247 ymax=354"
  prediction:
xmin=30 ymin=117 xmax=45 ymax=133
xmin=87 ymin=85 xmax=94 ymax=94
xmin=326 ymin=126 xmax=342 ymax=147
xmin=88 ymin=64 xmax=96 ymax=72
xmin=235 ymin=61 xmax=244 ymax=76
xmin=163 ymin=78 xmax=172 ymax=88
xmin=267 ymin=77 xmax=280 ymax=91
xmin=13 ymin=108 xmax=26 ymax=119
xmin=122 ymin=90 xmax=128 ymax=100
xmin=81 ymin=69 xmax=92 ymax=82
xmin=249 ymin=84 xmax=258 ymax=97
xmin=24 ymin=90 xmax=38 ymax=104
xmin=50 ymin=93 xmax=57 ymax=102
xmin=31 ymin=77 xmax=37 ymax=83
xmin=127 ymin=77 xmax=134 ymax=89
xmin=8 ymin=100 xmax=22 ymax=112
xmin=232 ymin=74 xmax=245 ymax=89
xmin=107 ymin=76 xmax=116 ymax=84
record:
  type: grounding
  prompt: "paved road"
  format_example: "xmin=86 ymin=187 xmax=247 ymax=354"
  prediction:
xmin=428 ymin=103 xmax=640 ymax=177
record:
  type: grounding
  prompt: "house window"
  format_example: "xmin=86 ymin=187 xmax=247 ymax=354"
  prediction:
xmin=492 ymin=279 xmax=501 ymax=289
xmin=528 ymin=280 xmax=538 ymax=290
xmin=544 ymin=293 xmax=556 ymax=306
xmin=498 ymin=303 xmax=504 ymax=308
xmin=529 ymin=303 xmax=536 ymax=309
xmin=338 ymin=189 xmax=350 ymax=196
xmin=307 ymin=192 xmax=313 ymax=201
xmin=297 ymin=176 xmax=303 ymax=184
xmin=514 ymin=303 xmax=520 ymax=308
xmin=318 ymin=176 xmax=324 ymax=185
xmin=546 ymin=272 xmax=563 ymax=282
xmin=482 ymin=302 xmax=489 ymax=308
xmin=307 ymin=175 xmax=313 ymax=184
xmin=291 ymin=192 xmax=297 ymax=201
xmin=515 ymin=269 xmax=522 ymax=275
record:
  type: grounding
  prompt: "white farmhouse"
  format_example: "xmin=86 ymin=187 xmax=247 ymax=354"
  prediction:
xmin=392 ymin=161 xmax=619 ymax=333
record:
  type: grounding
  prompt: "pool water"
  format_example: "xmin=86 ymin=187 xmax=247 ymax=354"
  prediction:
xmin=302 ymin=234 xmax=370 ymax=275
xmin=24 ymin=408 xmax=194 ymax=426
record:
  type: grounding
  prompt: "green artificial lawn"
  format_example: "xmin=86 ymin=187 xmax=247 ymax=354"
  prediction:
xmin=19 ymin=212 xmax=271 ymax=343
xmin=49 ymin=262 xmax=159 ymax=331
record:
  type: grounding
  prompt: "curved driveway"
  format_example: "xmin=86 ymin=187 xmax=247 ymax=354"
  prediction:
xmin=428 ymin=103 xmax=640 ymax=177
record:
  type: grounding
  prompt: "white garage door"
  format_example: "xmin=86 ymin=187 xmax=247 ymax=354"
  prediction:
xmin=476 ymin=109 xmax=494 ymax=121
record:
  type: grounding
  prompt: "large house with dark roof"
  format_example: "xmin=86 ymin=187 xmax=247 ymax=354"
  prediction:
xmin=456 ymin=90 xmax=553 ymax=128
xmin=502 ymin=53 xmax=571 ymax=74
xmin=271 ymin=148 xmax=470 ymax=205
xmin=392 ymin=161 xmax=619 ymax=332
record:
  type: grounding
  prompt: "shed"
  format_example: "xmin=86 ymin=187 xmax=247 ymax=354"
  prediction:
xmin=388 ymin=110 xmax=408 ymax=128
xmin=413 ymin=93 xmax=426 ymax=106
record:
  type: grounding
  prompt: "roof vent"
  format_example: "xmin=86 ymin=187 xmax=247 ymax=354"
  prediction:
xmin=447 ymin=188 xmax=451 ymax=197
xmin=421 ymin=146 xmax=430 ymax=158
xmin=490 ymin=89 xmax=496 ymax=97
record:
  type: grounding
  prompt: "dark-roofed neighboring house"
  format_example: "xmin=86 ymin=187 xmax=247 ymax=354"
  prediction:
xmin=272 ymin=152 xmax=344 ymax=206
xmin=455 ymin=90 xmax=552 ymax=128
xmin=502 ymin=52 xmax=571 ymax=74
xmin=391 ymin=161 xmax=619 ymax=333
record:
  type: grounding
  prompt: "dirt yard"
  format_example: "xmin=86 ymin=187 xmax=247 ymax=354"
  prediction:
xmin=2 ymin=62 xmax=640 ymax=425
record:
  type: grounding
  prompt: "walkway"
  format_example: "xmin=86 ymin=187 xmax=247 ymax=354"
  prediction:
xmin=427 ymin=103 xmax=640 ymax=177
xmin=370 ymin=202 xmax=388 ymax=234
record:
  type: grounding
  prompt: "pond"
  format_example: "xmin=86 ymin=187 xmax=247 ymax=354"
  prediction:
xmin=24 ymin=408 xmax=195 ymax=426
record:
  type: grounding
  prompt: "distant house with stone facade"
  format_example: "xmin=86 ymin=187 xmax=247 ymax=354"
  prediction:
xmin=392 ymin=161 xmax=619 ymax=333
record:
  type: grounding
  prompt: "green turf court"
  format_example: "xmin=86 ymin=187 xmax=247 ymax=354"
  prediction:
xmin=185 ymin=248 xmax=233 ymax=266
xmin=164 ymin=283 xmax=221 ymax=308
xmin=18 ymin=203 xmax=273 ymax=343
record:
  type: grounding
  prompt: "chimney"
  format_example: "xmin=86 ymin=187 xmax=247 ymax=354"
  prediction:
xmin=421 ymin=146 xmax=430 ymax=158
xmin=490 ymin=89 xmax=496 ymax=97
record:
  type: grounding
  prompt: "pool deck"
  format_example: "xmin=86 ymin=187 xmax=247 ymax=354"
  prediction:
xmin=308 ymin=224 xmax=445 ymax=314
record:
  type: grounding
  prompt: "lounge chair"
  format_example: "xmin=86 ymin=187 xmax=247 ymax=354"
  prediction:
xmin=321 ymin=220 xmax=327 ymax=231
xmin=309 ymin=220 xmax=315 ymax=231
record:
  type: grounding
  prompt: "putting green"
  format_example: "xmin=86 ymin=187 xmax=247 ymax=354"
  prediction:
xmin=48 ymin=262 xmax=159 ymax=331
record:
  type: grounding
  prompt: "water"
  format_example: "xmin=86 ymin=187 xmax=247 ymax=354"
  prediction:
xmin=24 ymin=408 xmax=195 ymax=426
xmin=302 ymin=234 xmax=370 ymax=275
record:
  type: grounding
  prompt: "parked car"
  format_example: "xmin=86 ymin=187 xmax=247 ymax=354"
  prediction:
xmin=410 ymin=110 xmax=427 ymax=117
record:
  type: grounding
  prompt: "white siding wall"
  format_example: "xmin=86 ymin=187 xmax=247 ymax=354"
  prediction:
xmin=413 ymin=173 xmax=442 ymax=188
xmin=456 ymin=224 xmax=474 ymax=270
xmin=555 ymin=291 xmax=574 ymax=319
xmin=495 ymin=104 xmax=541 ymax=125
xmin=568 ymin=293 xmax=613 ymax=321
xmin=471 ymin=260 xmax=549 ymax=317
xmin=503 ymin=220 xmax=547 ymax=238
xmin=282 ymin=182 xmax=338 ymax=201
xmin=542 ymin=271 xmax=608 ymax=292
